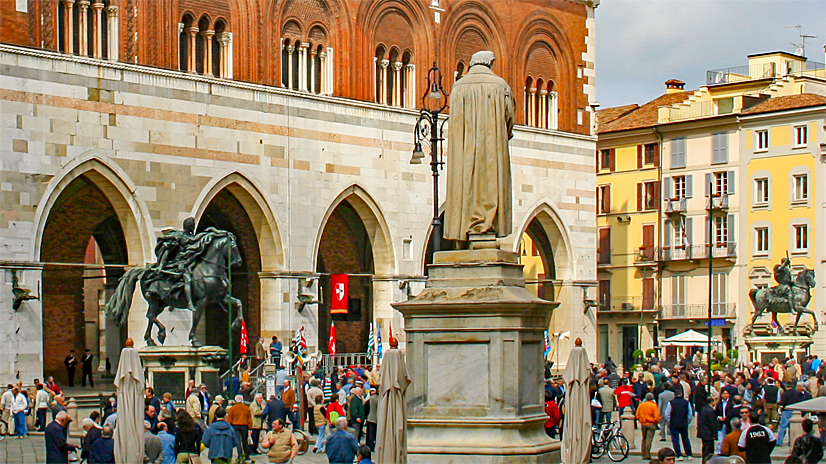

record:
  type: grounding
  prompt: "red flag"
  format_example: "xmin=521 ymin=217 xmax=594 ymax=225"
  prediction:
xmin=328 ymin=321 xmax=337 ymax=355
xmin=330 ymin=274 xmax=349 ymax=314
xmin=239 ymin=320 xmax=248 ymax=354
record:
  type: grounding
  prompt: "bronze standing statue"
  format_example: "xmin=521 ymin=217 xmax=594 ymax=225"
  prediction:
xmin=105 ymin=220 xmax=243 ymax=347
xmin=748 ymin=255 xmax=818 ymax=336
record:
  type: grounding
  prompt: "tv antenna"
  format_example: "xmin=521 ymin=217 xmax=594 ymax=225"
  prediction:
xmin=786 ymin=25 xmax=816 ymax=57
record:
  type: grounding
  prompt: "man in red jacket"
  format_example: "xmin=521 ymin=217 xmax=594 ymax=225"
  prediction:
xmin=544 ymin=394 xmax=562 ymax=439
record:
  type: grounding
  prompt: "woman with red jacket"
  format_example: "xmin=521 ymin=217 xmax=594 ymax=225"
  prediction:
xmin=325 ymin=393 xmax=345 ymax=423
xmin=544 ymin=396 xmax=562 ymax=439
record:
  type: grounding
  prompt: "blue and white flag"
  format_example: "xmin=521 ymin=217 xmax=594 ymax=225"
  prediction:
xmin=543 ymin=330 xmax=551 ymax=357
xmin=367 ymin=323 xmax=375 ymax=357
xmin=377 ymin=323 xmax=383 ymax=363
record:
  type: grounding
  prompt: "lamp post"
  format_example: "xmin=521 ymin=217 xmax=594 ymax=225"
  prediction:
xmin=410 ymin=62 xmax=448 ymax=252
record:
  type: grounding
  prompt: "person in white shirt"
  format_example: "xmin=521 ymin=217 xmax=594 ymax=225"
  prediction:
xmin=1 ymin=385 xmax=15 ymax=436
xmin=11 ymin=387 xmax=29 ymax=437
xmin=35 ymin=384 xmax=51 ymax=431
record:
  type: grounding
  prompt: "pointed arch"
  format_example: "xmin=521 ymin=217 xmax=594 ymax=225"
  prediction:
xmin=313 ymin=184 xmax=396 ymax=275
xmin=31 ymin=151 xmax=154 ymax=265
xmin=191 ymin=169 xmax=284 ymax=271
xmin=514 ymin=200 xmax=575 ymax=281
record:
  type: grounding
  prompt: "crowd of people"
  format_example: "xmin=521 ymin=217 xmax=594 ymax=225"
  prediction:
xmin=571 ymin=353 xmax=826 ymax=463
xmin=28 ymin=362 xmax=383 ymax=464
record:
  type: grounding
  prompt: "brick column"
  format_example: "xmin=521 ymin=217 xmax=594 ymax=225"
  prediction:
xmin=91 ymin=2 xmax=104 ymax=58
xmin=77 ymin=1 xmax=90 ymax=56
xmin=202 ymin=29 xmax=214 ymax=76
xmin=105 ymin=5 xmax=117 ymax=61
xmin=186 ymin=26 xmax=198 ymax=73
xmin=63 ymin=0 xmax=75 ymax=54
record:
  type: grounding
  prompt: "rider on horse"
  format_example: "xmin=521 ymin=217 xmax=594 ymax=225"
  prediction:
xmin=769 ymin=257 xmax=794 ymax=311
xmin=150 ymin=217 xmax=198 ymax=312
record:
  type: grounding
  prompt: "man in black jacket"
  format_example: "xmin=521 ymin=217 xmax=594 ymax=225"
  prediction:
xmin=714 ymin=389 xmax=734 ymax=453
xmin=45 ymin=411 xmax=78 ymax=464
xmin=264 ymin=394 xmax=288 ymax=427
xmin=80 ymin=418 xmax=102 ymax=461
xmin=738 ymin=409 xmax=776 ymax=464
xmin=792 ymin=419 xmax=824 ymax=464
xmin=696 ymin=397 xmax=718 ymax=462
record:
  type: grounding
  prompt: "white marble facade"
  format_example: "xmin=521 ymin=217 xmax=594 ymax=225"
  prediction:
xmin=0 ymin=44 xmax=597 ymax=383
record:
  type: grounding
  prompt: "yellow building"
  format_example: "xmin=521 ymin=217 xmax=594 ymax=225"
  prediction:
xmin=597 ymin=51 xmax=826 ymax=369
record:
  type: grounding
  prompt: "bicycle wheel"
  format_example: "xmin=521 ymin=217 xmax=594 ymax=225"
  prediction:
xmin=590 ymin=434 xmax=605 ymax=459
xmin=292 ymin=429 xmax=309 ymax=456
xmin=607 ymin=434 xmax=629 ymax=462
xmin=0 ymin=420 xmax=7 ymax=440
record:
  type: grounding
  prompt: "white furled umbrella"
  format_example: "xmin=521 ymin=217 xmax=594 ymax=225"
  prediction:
xmin=561 ymin=337 xmax=592 ymax=464
xmin=375 ymin=338 xmax=410 ymax=464
xmin=785 ymin=397 xmax=826 ymax=413
xmin=114 ymin=339 xmax=145 ymax=464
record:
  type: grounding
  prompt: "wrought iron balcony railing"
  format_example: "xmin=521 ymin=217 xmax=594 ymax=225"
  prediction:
xmin=659 ymin=303 xmax=736 ymax=320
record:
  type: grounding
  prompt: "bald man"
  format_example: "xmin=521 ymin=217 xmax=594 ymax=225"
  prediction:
xmin=45 ymin=411 xmax=78 ymax=464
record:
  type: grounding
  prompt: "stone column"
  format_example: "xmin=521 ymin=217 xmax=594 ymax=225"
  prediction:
xmin=394 ymin=246 xmax=559 ymax=463
xmin=218 ymin=32 xmax=231 ymax=78
xmin=287 ymin=45 xmax=295 ymax=89
xmin=202 ymin=30 xmax=214 ymax=76
xmin=407 ymin=64 xmax=416 ymax=107
xmin=91 ymin=2 xmax=104 ymax=58
xmin=549 ymin=92 xmax=558 ymax=130
xmin=77 ymin=1 xmax=90 ymax=57
xmin=528 ymin=88 xmax=537 ymax=126
xmin=319 ymin=52 xmax=327 ymax=94
xmin=326 ymin=47 xmax=333 ymax=94
xmin=105 ymin=5 xmax=118 ymax=61
xmin=379 ymin=59 xmax=389 ymax=105
xmin=537 ymin=90 xmax=548 ymax=129
xmin=309 ymin=49 xmax=317 ymax=93
xmin=392 ymin=62 xmax=403 ymax=106
xmin=186 ymin=26 xmax=199 ymax=73
xmin=301 ymin=43 xmax=310 ymax=91
xmin=63 ymin=0 xmax=75 ymax=54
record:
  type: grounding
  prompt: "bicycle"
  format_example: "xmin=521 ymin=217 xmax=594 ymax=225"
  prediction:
xmin=0 ymin=418 xmax=7 ymax=441
xmin=590 ymin=420 xmax=629 ymax=462
xmin=291 ymin=427 xmax=310 ymax=456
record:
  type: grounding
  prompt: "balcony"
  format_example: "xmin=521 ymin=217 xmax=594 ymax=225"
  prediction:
xmin=597 ymin=250 xmax=611 ymax=266
xmin=657 ymin=242 xmax=737 ymax=261
xmin=664 ymin=198 xmax=687 ymax=216
xmin=707 ymin=194 xmax=729 ymax=211
xmin=598 ymin=296 xmax=657 ymax=313
xmin=659 ymin=303 xmax=737 ymax=320
xmin=706 ymin=61 xmax=825 ymax=85
xmin=634 ymin=246 xmax=656 ymax=264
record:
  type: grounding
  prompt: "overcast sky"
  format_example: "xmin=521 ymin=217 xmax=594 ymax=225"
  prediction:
xmin=595 ymin=0 xmax=826 ymax=108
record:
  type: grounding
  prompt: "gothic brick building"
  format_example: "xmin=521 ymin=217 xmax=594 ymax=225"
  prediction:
xmin=0 ymin=0 xmax=598 ymax=385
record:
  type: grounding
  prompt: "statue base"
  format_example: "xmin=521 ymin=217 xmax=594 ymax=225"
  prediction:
xmin=743 ymin=331 xmax=814 ymax=364
xmin=393 ymin=249 xmax=560 ymax=464
xmin=139 ymin=345 xmax=227 ymax=399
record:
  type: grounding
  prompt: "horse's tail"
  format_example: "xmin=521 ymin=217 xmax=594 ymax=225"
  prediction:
xmin=749 ymin=288 xmax=760 ymax=307
xmin=104 ymin=267 xmax=145 ymax=327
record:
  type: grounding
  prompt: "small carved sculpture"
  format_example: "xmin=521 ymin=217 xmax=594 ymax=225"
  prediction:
xmin=11 ymin=270 xmax=38 ymax=311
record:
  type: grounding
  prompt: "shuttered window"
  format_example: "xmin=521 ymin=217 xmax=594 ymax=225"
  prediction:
xmin=671 ymin=138 xmax=686 ymax=168
xmin=712 ymin=133 xmax=728 ymax=164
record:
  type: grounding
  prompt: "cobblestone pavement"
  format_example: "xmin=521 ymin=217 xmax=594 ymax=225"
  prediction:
xmin=0 ymin=424 xmax=798 ymax=464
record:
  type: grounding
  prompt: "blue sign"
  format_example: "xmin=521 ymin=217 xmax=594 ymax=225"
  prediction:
xmin=703 ymin=319 xmax=726 ymax=327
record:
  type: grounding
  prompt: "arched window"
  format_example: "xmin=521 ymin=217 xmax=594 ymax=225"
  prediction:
xmin=375 ymin=45 xmax=387 ymax=104
xmin=59 ymin=0 xmax=116 ymax=59
xmin=373 ymin=47 xmax=412 ymax=108
xmin=525 ymin=41 xmax=560 ymax=129
xmin=455 ymin=62 xmax=465 ymax=82
xmin=387 ymin=48 xmax=399 ymax=106
xmin=212 ymin=19 xmax=232 ymax=79
xmin=195 ymin=15 xmax=210 ymax=75
xmin=179 ymin=14 xmax=198 ymax=73
xmin=525 ymin=77 xmax=534 ymax=125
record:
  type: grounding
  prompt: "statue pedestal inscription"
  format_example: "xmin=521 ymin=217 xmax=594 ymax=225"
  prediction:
xmin=139 ymin=345 xmax=226 ymax=399
xmin=393 ymin=248 xmax=559 ymax=463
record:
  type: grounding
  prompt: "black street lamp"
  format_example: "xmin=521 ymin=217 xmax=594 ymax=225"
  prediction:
xmin=411 ymin=62 xmax=448 ymax=252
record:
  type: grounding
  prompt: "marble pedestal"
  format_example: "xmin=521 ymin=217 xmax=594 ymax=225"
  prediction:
xmin=393 ymin=249 xmax=560 ymax=463
xmin=139 ymin=345 xmax=227 ymax=399
xmin=743 ymin=334 xmax=814 ymax=364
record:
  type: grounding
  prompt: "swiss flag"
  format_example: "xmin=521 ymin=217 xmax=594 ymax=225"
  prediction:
xmin=330 ymin=274 xmax=349 ymax=314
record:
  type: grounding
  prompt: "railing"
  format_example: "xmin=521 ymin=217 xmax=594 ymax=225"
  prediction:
xmin=657 ymin=242 xmax=737 ymax=260
xmin=660 ymin=303 xmax=736 ymax=319
xmin=598 ymin=250 xmax=611 ymax=265
xmin=599 ymin=296 xmax=656 ymax=312
xmin=706 ymin=63 xmax=779 ymax=85
xmin=669 ymin=101 xmax=715 ymax=121
xmin=707 ymin=194 xmax=729 ymax=211
xmin=664 ymin=198 xmax=687 ymax=215
xmin=634 ymin=247 xmax=656 ymax=262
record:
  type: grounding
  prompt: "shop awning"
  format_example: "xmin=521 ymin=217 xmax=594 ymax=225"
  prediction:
xmin=660 ymin=329 xmax=723 ymax=347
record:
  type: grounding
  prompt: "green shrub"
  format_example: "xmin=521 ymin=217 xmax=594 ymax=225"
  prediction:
xmin=632 ymin=349 xmax=644 ymax=360
xmin=714 ymin=352 xmax=725 ymax=361
xmin=645 ymin=348 xmax=658 ymax=358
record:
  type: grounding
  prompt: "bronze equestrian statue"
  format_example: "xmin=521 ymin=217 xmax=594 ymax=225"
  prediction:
xmin=748 ymin=255 xmax=817 ymax=336
xmin=105 ymin=219 xmax=243 ymax=347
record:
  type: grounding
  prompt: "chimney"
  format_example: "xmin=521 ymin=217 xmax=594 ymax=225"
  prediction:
xmin=665 ymin=79 xmax=685 ymax=93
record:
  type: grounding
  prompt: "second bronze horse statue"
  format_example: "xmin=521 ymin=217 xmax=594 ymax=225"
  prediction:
xmin=748 ymin=256 xmax=817 ymax=336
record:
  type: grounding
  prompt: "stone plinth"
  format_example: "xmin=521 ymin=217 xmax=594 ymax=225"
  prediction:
xmin=139 ymin=345 xmax=226 ymax=399
xmin=393 ymin=249 xmax=559 ymax=463
xmin=743 ymin=335 xmax=814 ymax=364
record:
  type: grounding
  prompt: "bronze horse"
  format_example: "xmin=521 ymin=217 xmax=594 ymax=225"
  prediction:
xmin=748 ymin=268 xmax=817 ymax=336
xmin=105 ymin=228 xmax=243 ymax=347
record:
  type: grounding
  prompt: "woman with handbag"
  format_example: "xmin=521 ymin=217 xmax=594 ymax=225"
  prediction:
xmin=174 ymin=409 xmax=203 ymax=464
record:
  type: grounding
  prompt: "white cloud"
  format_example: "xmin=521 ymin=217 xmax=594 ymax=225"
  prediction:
xmin=596 ymin=0 xmax=826 ymax=107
